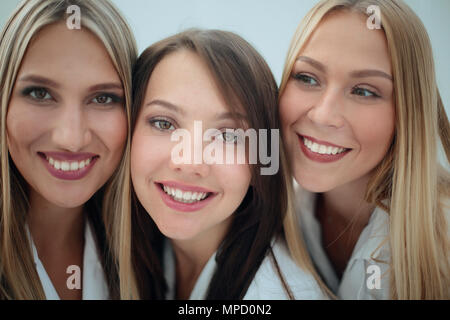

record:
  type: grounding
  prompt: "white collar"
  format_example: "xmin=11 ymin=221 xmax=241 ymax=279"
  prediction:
xmin=27 ymin=221 xmax=109 ymax=300
xmin=294 ymin=182 xmax=390 ymax=299
xmin=163 ymin=239 xmax=217 ymax=300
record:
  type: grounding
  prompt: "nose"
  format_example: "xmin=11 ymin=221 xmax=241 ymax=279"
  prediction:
xmin=307 ymin=87 xmax=345 ymax=129
xmin=169 ymin=161 xmax=211 ymax=178
xmin=51 ymin=103 xmax=92 ymax=152
xmin=168 ymin=130 xmax=211 ymax=178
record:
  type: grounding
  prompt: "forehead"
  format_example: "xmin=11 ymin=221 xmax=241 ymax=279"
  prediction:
xmin=18 ymin=22 xmax=120 ymax=86
xmin=144 ymin=50 xmax=237 ymax=118
xmin=301 ymin=10 xmax=391 ymax=73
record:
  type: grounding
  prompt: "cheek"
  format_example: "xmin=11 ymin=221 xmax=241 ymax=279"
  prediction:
xmin=352 ymin=105 xmax=395 ymax=155
xmin=130 ymin=129 xmax=169 ymax=180
xmin=279 ymin=84 xmax=313 ymax=132
xmin=216 ymin=164 xmax=251 ymax=202
xmin=93 ymin=109 xmax=128 ymax=153
xmin=6 ymin=102 xmax=46 ymax=154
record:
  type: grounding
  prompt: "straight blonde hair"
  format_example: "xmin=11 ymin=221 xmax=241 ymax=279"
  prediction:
xmin=280 ymin=0 xmax=450 ymax=299
xmin=0 ymin=0 xmax=137 ymax=299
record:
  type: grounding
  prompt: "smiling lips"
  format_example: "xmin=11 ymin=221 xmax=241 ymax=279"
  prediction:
xmin=38 ymin=151 xmax=99 ymax=180
xmin=298 ymin=134 xmax=351 ymax=163
xmin=156 ymin=180 xmax=217 ymax=212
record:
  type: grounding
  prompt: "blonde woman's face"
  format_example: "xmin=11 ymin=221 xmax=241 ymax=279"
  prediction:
xmin=6 ymin=22 xmax=127 ymax=208
xmin=280 ymin=11 xmax=395 ymax=192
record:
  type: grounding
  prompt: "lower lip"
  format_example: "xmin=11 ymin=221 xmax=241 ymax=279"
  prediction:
xmin=156 ymin=183 xmax=217 ymax=212
xmin=298 ymin=135 xmax=351 ymax=163
xmin=40 ymin=155 xmax=98 ymax=180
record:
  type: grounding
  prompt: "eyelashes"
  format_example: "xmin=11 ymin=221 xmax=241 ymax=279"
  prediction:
xmin=21 ymin=86 xmax=52 ymax=102
xmin=20 ymin=86 xmax=124 ymax=106
xmin=292 ymin=72 xmax=381 ymax=99
xmin=292 ymin=73 xmax=319 ymax=87
xmin=147 ymin=117 xmax=241 ymax=144
xmin=149 ymin=118 xmax=176 ymax=131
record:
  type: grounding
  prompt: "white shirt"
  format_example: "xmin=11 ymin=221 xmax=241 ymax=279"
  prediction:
xmin=27 ymin=222 xmax=109 ymax=300
xmin=294 ymin=183 xmax=391 ymax=299
xmin=163 ymin=237 xmax=327 ymax=300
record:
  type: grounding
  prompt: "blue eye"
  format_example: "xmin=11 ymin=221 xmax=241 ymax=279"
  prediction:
xmin=22 ymin=87 xmax=52 ymax=101
xmin=293 ymin=73 xmax=319 ymax=86
xmin=149 ymin=119 xmax=175 ymax=131
xmin=352 ymin=87 xmax=380 ymax=98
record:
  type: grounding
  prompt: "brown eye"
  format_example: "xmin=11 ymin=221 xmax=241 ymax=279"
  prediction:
xmin=92 ymin=94 xmax=112 ymax=104
xmin=150 ymin=119 xmax=175 ymax=131
xmin=27 ymin=88 xmax=51 ymax=100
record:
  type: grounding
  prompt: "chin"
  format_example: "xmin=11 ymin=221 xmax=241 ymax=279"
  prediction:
xmin=44 ymin=191 xmax=95 ymax=209
xmin=294 ymin=172 xmax=337 ymax=193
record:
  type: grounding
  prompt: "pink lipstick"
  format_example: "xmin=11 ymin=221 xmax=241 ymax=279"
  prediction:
xmin=298 ymin=134 xmax=351 ymax=163
xmin=38 ymin=151 xmax=99 ymax=181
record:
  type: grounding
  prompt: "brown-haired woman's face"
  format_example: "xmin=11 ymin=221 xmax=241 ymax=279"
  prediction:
xmin=130 ymin=50 xmax=251 ymax=243
xmin=6 ymin=22 xmax=127 ymax=208
xmin=280 ymin=11 xmax=395 ymax=192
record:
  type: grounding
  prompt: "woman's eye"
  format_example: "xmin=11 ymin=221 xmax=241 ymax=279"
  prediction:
xmin=23 ymin=87 xmax=52 ymax=101
xmin=352 ymin=87 xmax=380 ymax=98
xmin=218 ymin=131 xmax=238 ymax=143
xmin=92 ymin=94 xmax=112 ymax=104
xmin=92 ymin=94 xmax=122 ymax=105
xmin=150 ymin=119 xmax=175 ymax=131
xmin=293 ymin=73 xmax=319 ymax=86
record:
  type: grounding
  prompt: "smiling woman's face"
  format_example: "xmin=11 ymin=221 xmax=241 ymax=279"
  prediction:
xmin=6 ymin=22 xmax=127 ymax=209
xmin=280 ymin=11 xmax=395 ymax=193
xmin=131 ymin=50 xmax=251 ymax=243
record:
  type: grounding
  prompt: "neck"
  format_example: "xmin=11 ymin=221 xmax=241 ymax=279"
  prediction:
xmin=319 ymin=174 xmax=375 ymax=228
xmin=27 ymin=190 xmax=85 ymax=254
xmin=315 ymin=174 xmax=376 ymax=278
xmin=171 ymin=216 xmax=232 ymax=299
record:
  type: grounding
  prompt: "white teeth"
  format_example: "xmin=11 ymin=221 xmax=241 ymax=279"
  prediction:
xmin=45 ymin=156 xmax=93 ymax=171
xmin=303 ymin=137 xmax=347 ymax=155
xmin=61 ymin=161 xmax=70 ymax=171
xmin=161 ymin=184 xmax=210 ymax=203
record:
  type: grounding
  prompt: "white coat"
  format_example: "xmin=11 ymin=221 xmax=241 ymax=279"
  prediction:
xmin=27 ymin=222 xmax=109 ymax=300
xmin=294 ymin=183 xmax=391 ymax=299
xmin=163 ymin=236 xmax=328 ymax=300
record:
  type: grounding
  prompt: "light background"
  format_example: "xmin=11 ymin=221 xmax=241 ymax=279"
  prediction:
xmin=1 ymin=0 xmax=449 ymax=167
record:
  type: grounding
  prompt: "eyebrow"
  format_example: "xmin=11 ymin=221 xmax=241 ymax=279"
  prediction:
xmin=145 ymin=99 xmax=247 ymax=121
xmin=215 ymin=111 xmax=247 ymax=122
xmin=18 ymin=75 xmax=60 ymax=88
xmin=87 ymin=83 xmax=123 ymax=92
xmin=18 ymin=74 xmax=124 ymax=91
xmin=145 ymin=99 xmax=185 ymax=115
xmin=349 ymin=69 xmax=392 ymax=81
xmin=296 ymin=56 xmax=393 ymax=81
xmin=296 ymin=56 xmax=327 ymax=73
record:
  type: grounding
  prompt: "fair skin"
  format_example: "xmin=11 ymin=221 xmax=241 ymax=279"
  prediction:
xmin=6 ymin=22 xmax=127 ymax=299
xmin=280 ymin=11 xmax=395 ymax=278
xmin=131 ymin=50 xmax=251 ymax=299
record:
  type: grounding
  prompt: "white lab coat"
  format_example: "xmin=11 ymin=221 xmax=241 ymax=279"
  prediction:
xmin=27 ymin=222 xmax=109 ymax=300
xmin=163 ymin=237 xmax=327 ymax=300
xmin=293 ymin=183 xmax=391 ymax=299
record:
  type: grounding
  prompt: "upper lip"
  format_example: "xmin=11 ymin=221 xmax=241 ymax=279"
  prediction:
xmin=156 ymin=180 xmax=216 ymax=193
xmin=38 ymin=151 xmax=99 ymax=161
xmin=299 ymin=134 xmax=350 ymax=149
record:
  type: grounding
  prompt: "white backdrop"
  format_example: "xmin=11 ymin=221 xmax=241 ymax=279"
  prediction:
xmin=1 ymin=0 xmax=449 ymax=166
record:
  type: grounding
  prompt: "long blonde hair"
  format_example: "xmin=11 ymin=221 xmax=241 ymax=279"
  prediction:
xmin=0 ymin=0 xmax=137 ymax=299
xmin=280 ymin=0 xmax=450 ymax=299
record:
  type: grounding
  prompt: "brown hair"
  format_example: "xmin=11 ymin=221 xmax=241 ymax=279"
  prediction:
xmin=122 ymin=29 xmax=295 ymax=299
